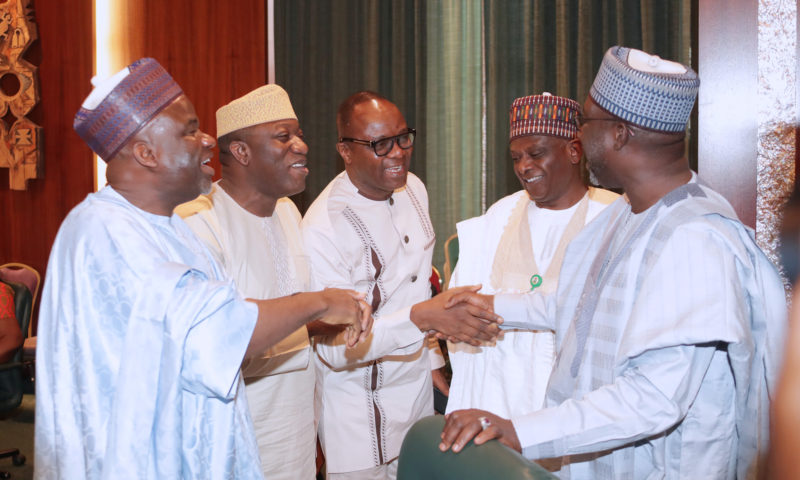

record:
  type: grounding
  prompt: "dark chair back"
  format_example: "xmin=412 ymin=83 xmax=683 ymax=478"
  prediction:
xmin=0 ymin=280 xmax=31 ymax=413
xmin=397 ymin=415 xmax=555 ymax=480
xmin=0 ymin=263 xmax=40 ymax=337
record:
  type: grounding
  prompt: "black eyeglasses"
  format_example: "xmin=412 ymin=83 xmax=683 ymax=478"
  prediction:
xmin=339 ymin=128 xmax=416 ymax=156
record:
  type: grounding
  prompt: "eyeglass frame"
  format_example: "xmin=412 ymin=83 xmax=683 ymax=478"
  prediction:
xmin=338 ymin=128 xmax=417 ymax=156
xmin=576 ymin=116 xmax=636 ymax=137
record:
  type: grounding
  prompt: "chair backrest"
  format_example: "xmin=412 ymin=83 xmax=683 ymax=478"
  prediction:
xmin=442 ymin=234 xmax=459 ymax=290
xmin=397 ymin=415 xmax=555 ymax=480
xmin=0 ymin=280 xmax=31 ymax=413
xmin=0 ymin=263 xmax=40 ymax=336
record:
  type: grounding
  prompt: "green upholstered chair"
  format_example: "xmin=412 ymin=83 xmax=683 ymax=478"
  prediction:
xmin=442 ymin=234 xmax=459 ymax=290
xmin=397 ymin=415 xmax=555 ymax=480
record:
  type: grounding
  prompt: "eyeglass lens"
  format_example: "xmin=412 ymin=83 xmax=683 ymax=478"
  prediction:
xmin=374 ymin=131 xmax=415 ymax=156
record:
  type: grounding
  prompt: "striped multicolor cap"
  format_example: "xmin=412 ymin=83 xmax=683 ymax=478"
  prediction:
xmin=509 ymin=93 xmax=581 ymax=141
xmin=589 ymin=46 xmax=699 ymax=133
xmin=74 ymin=58 xmax=183 ymax=161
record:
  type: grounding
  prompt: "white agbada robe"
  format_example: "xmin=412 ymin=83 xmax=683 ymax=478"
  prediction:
xmin=495 ymin=175 xmax=786 ymax=479
xmin=179 ymin=183 xmax=316 ymax=479
xmin=301 ymin=171 xmax=444 ymax=474
xmin=35 ymin=187 xmax=262 ymax=480
xmin=447 ymin=187 xmax=617 ymax=417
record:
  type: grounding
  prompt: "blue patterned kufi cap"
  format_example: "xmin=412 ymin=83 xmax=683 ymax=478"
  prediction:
xmin=74 ymin=58 xmax=183 ymax=161
xmin=589 ymin=46 xmax=699 ymax=133
xmin=509 ymin=92 xmax=581 ymax=141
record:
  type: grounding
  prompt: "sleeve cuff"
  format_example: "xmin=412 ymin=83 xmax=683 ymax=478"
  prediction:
xmin=512 ymin=409 xmax=566 ymax=460
xmin=427 ymin=336 xmax=446 ymax=369
xmin=495 ymin=293 xmax=532 ymax=329
xmin=381 ymin=305 xmax=427 ymax=348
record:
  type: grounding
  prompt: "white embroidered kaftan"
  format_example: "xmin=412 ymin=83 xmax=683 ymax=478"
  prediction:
xmin=301 ymin=171 xmax=444 ymax=474
xmin=179 ymin=183 xmax=316 ymax=479
xmin=447 ymin=187 xmax=617 ymax=417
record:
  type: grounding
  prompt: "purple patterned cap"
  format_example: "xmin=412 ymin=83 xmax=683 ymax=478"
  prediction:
xmin=74 ymin=58 xmax=183 ymax=161
xmin=509 ymin=93 xmax=581 ymax=141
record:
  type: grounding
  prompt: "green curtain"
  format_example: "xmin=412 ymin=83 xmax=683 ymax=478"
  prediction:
xmin=424 ymin=0 xmax=484 ymax=266
xmin=274 ymin=0 xmax=692 ymax=269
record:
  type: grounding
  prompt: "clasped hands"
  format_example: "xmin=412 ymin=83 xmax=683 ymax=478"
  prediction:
xmin=313 ymin=288 xmax=374 ymax=348
xmin=316 ymin=284 xmax=500 ymax=348
xmin=411 ymin=284 xmax=502 ymax=346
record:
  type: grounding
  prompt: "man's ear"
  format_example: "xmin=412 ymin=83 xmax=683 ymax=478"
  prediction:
xmin=131 ymin=140 xmax=158 ymax=168
xmin=336 ymin=142 xmax=352 ymax=165
xmin=566 ymin=138 xmax=583 ymax=165
xmin=229 ymin=140 xmax=250 ymax=166
xmin=612 ymin=122 xmax=632 ymax=150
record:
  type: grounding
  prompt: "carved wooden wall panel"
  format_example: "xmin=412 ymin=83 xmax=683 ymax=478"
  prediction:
xmin=0 ymin=0 xmax=41 ymax=190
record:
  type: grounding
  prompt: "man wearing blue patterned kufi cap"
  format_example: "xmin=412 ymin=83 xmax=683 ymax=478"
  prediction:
xmin=440 ymin=46 xmax=785 ymax=480
xmin=36 ymin=59 xmax=371 ymax=479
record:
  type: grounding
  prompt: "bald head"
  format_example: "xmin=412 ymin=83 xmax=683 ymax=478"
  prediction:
xmin=337 ymin=91 xmax=389 ymax=138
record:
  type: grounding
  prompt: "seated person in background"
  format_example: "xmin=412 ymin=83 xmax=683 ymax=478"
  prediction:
xmin=0 ymin=282 xmax=22 ymax=363
xmin=178 ymin=84 xmax=331 ymax=479
xmin=301 ymin=91 xmax=502 ymax=480
xmin=439 ymin=46 xmax=786 ymax=479
xmin=446 ymin=92 xmax=617 ymax=419
xmin=35 ymin=58 xmax=370 ymax=480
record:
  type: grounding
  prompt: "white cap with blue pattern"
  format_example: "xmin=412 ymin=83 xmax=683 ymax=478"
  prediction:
xmin=589 ymin=46 xmax=699 ymax=133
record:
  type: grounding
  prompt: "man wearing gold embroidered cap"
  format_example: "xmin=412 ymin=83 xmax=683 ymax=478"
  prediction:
xmin=35 ymin=60 xmax=372 ymax=480
xmin=440 ymin=47 xmax=786 ymax=479
xmin=445 ymin=92 xmax=618 ymax=421
xmin=178 ymin=84 xmax=338 ymax=479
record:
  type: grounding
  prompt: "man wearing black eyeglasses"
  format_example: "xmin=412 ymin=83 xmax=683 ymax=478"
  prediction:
xmin=301 ymin=91 xmax=502 ymax=479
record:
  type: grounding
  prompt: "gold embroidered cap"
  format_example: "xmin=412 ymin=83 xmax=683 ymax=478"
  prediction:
xmin=216 ymin=84 xmax=297 ymax=138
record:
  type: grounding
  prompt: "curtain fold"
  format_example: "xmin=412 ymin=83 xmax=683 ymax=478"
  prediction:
xmin=424 ymin=0 xmax=484 ymax=264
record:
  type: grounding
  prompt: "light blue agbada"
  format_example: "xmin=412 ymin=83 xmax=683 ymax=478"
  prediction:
xmin=35 ymin=187 xmax=262 ymax=479
xmin=497 ymin=176 xmax=786 ymax=479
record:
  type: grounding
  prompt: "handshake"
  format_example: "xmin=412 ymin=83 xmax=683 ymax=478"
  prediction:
xmin=315 ymin=285 xmax=501 ymax=347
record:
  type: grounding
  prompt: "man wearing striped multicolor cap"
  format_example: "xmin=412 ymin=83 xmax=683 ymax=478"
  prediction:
xmin=440 ymin=47 xmax=785 ymax=479
xmin=445 ymin=93 xmax=617 ymax=422
xmin=35 ymin=59 xmax=371 ymax=480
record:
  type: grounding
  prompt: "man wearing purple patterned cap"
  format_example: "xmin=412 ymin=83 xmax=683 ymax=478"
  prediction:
xmin=440 ymin=47 xmax=785 ymax=478
xmin=35 ymin=58 xmax=371 ymax=480
xmin=446 ymin=93 xmax=617 ymax=420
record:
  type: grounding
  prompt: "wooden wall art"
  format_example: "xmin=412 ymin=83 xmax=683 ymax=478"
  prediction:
xmin=0 ymin=0 xmax=40 ymax=191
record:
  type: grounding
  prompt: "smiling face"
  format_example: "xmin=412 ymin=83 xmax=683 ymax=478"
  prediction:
xmin=146 ymin=95 xmax=216 ymax=206
xmin=243 ymin=118 xmax=309 ymax=201
xmin=338 ymin=99 xmax=411 ymax=200
xmin=509 ymin=134 xmax=585 ymax=209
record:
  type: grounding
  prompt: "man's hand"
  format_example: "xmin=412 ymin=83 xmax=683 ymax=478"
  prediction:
xmin=439 ymin=409 xmax=521 ymax=454
xmin=411 ymin=285 xmax=502 ymax=346
xmin=306 ymin=319 xmax=347 ymax=338
xmin=317 ymin=288 xmax=373 ymax=347
xmin=444 ymin=288 xmax=495 ymax=312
